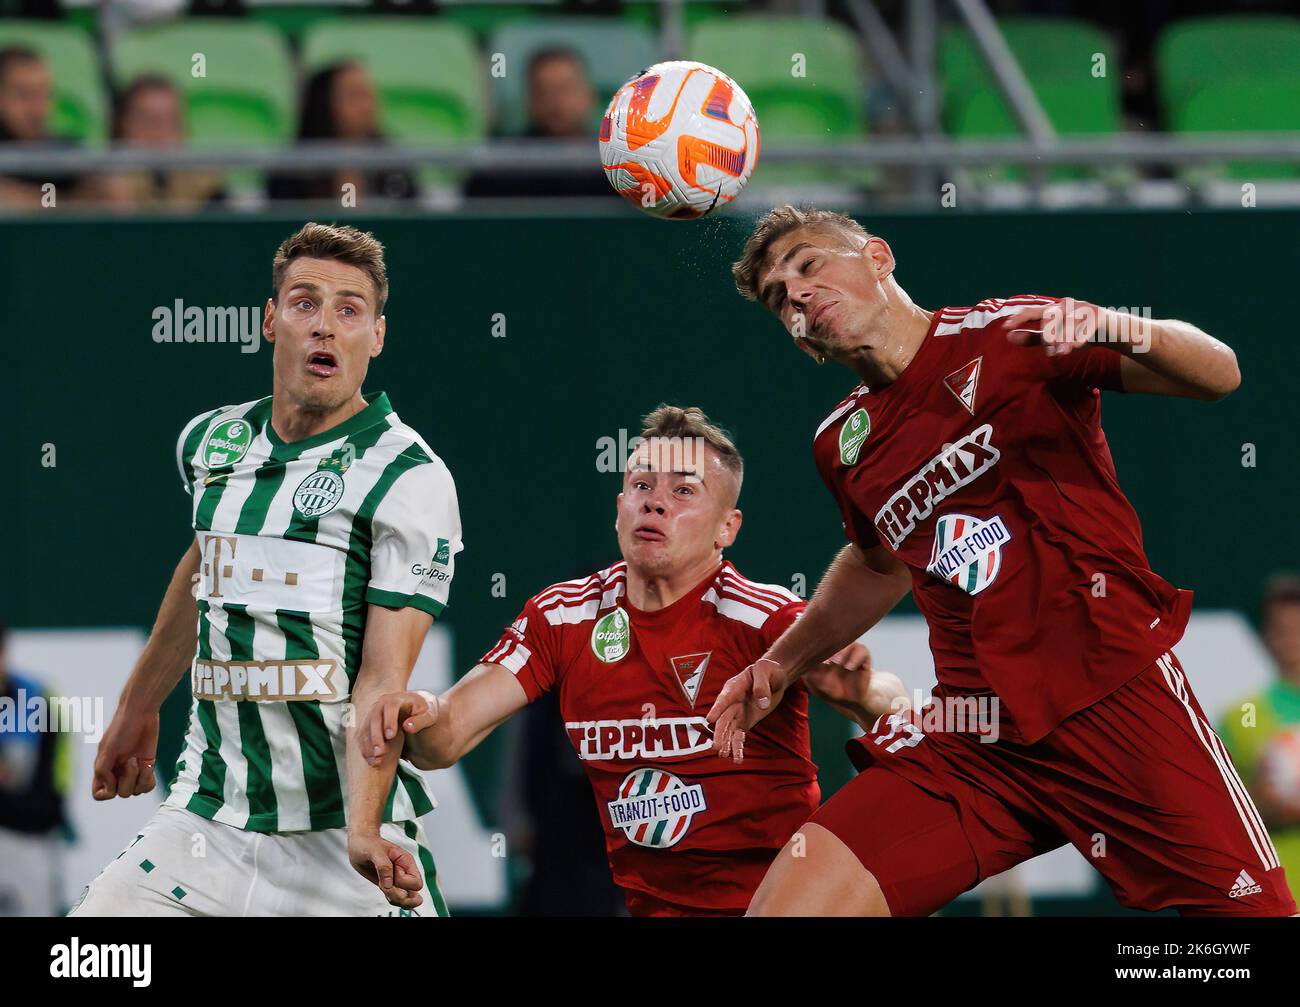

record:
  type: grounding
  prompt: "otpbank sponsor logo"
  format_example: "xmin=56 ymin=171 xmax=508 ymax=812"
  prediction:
xmin=565 ymin=717 xmax=713 ymax=761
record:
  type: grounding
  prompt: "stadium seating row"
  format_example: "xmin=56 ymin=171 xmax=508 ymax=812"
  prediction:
xmin=3 ymin=13 xmax=1300 ymax=178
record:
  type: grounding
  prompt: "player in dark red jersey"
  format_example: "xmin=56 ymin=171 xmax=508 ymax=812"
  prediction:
xmin=354 ymin=405 xmax=904 ymax=916
xmin=708 ymin=204 xmax=1296 ymax=917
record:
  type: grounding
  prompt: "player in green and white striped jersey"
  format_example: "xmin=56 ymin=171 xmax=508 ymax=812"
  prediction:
xmin=71 ymin=223 xmax=461 ymax=917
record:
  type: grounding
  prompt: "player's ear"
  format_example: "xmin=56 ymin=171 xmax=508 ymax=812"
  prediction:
xmin=263 ymin=298 xmax=276 ymax=343
xmin=867 ymin=236 xmax=896 ymax=280
xmin=371 ymin=314 xmax=386 ymax=358
xmin=717 ymin=508 xmax=742 ymax=549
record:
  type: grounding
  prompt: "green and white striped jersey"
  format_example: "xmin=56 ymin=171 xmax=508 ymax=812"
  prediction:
xmin=165 ymin=392 xmax=462 ymax=833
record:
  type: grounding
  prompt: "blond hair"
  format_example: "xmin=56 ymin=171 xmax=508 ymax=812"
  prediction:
xmin=731 ymin=204 xmax=872 ymax=302
xmin=272 ymin=222 xmax=389 ymax=313
xmin=639 ymin=404 xmax=744 ymax=499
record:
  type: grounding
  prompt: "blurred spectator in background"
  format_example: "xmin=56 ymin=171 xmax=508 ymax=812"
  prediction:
xmin=1220 ymin=574 xmax=1300 ymax=900
xmin=0 ymin=621 xmax=71 ymax=915
xmin=0 ymin=46 xmax=81 ymax=208
xmin=465 ymin=47 xmax=612 ymax=200
xmin=504 ymin=694 xmax=624 ymax=916
xmin=80 ymin=75 xmax=225 ymax=211
xmin=267 ymin=61 xmax=415 ymax=203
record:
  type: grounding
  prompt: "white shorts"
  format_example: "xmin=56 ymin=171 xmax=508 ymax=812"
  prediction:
xmin=69 ymin=805 xmax=445 ymax=917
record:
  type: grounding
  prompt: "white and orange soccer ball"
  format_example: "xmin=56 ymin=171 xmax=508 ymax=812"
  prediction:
xmin=599 ymin=60 xmax=759 ymax=220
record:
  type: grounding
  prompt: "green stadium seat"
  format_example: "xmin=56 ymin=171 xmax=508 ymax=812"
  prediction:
xmin=0 ymin=21 xmax=108 ymax=142
xmin=1156 ymin=16 xmax=1300 ymax=179
xmin=487 ymin=18 xmax=657 ymax=135
xmin=112 ymin=21 xmax=295 ymax=146
xmin=940 ymin=18 xmax=1121 ymax=138
xmin=300 ymin=18 xmax=487 ymax=146
xmin=1156 ymin=15 xmax=1300 ymax=109
xmin=939 ymin=17 xmax=1122 ymax=183
xmin=687 ymin=14 xmax=867 ymax=188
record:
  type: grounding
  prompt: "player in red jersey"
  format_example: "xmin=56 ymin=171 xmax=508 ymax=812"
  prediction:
xmin=354 ymin=405 xmax=904 ymax=915
xmin=709 ymin=204 xmax=1296 ymax=917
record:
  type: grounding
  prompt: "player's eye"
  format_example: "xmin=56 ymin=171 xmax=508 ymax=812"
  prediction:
xmin=675 ymin=485 xmax=694 ymax=496
xmin=296 ymin=299 xmax=314 ymax=311
xmin=340 ymin=305 xmax=356 ymax=317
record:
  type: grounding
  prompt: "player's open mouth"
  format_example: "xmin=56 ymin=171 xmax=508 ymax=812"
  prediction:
xmin=306 ymin=350 xmax=339 ymax=377
xmin=634 ymin=526 xmax=666 ymax=542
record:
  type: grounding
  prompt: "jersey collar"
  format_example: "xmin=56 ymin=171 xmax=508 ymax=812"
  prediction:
xmin=265 ymin=391 xmax=393 ymax=460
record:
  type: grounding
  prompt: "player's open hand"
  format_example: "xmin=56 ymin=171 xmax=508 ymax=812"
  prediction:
xmin=348 ymin=831 xmax=424 ymax=910
xmin=91 ymin=703 xmax=160 ymax=801
xmin=1005 ymin=298 xmax=1104 ymax=358
xmin=706 ymin=658 xmax=788 ymax=765
xmin=362 ymin=690 xmax=439 ymax=766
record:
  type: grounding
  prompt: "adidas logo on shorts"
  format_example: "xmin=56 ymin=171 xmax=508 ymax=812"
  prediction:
xmin=1227 ymin=869 xmax=1263 ymax=899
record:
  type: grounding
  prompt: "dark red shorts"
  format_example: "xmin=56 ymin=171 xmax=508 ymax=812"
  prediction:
xmin=623 ymin=888 xmax=746 ymax=917
xmin=811 ymin=651 xmax=1296 ymax=917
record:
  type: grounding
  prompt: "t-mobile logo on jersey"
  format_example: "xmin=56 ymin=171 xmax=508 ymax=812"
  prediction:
xmin=874 ymin=424 xmax=1001 ymax=549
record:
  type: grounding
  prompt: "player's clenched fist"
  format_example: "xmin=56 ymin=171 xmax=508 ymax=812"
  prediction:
xmin=91 ymin=703 xmax=160 ymax=800
xmin=347 ymin=832 xmax=425 ymax=910
xmin=361 ymin=689 xmax=439 ymax=766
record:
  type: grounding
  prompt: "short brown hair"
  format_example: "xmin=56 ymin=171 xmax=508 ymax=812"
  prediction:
xmin=1262 ymin=573 xmax=1300 ymax=624
xmin=732 ymin=204 xmax=872 ymax=302
xmin=272 ymin=222 xmax=389 ymax=314
xmin=639 ymin=404 xmax=744 ymax=499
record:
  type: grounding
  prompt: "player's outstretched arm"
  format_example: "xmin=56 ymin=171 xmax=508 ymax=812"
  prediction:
xmin=361 ymin=662 xmax=529 ymax=772
xmin=92 ymin=541 xmax=200 ymax=801
xmin=346 ymin=603 xmax=437 ymax=910
xmin=708 ymin=543 xmax=911 ymax=762
xmin=1005 ymin=299 xmax=1241 ymax=400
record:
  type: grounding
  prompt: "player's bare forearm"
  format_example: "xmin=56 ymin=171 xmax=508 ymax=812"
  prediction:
xmin=346 ymin=604 xmax=432 ymax=835
xmin=119 ymin=541 xmax=202 ymax=713
xmin=403 ymin=664 xmax=528 ymax=770
xmin=1102 ymin=310 xmax=1241 ymax=400
xmin=764 ymin=544 xmax=911 ymax=685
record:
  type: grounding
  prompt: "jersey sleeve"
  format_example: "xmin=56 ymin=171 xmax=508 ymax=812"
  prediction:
xmin=175 ymin=408 xmax=222 ymax=496
xmin=1001 ymin=295 xmax=1124 ymax=392
xmin=761 ymin=600 xmax=806 ymax=650
xmin=478 ymin=596 xmax=560 ymax=702
xmin=365 ymin=458 xmax=463 ymax=619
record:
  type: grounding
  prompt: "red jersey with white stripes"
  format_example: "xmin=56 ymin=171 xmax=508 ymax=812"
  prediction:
xmin=814 ymin=295 xmax=1193 ymax=744
xmin=481 ymin=560 xmax=818 ymax=913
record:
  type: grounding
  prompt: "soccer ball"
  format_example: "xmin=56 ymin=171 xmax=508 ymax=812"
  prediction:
xmin=599 ymin=61 xmax=760 ymax=220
